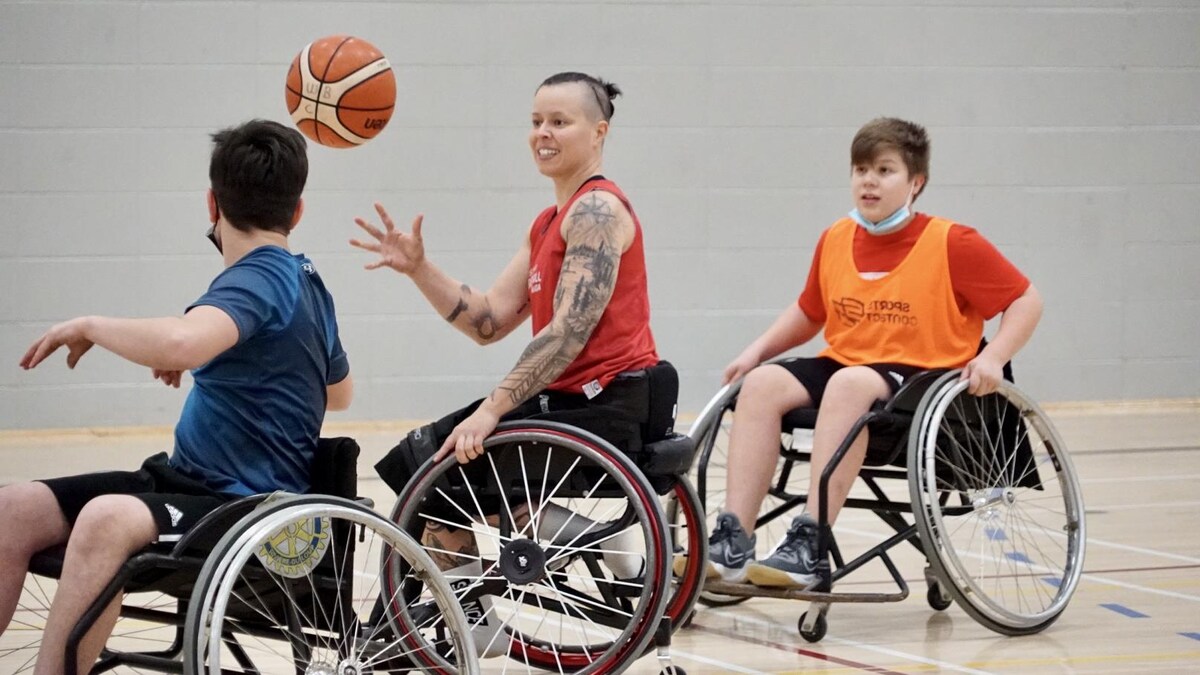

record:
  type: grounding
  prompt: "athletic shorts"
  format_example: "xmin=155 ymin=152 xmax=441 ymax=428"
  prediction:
xmin=773 ymin=357 xmax=926 ymax=408
xmin=37 ymin=452 xmax=235 ymax=543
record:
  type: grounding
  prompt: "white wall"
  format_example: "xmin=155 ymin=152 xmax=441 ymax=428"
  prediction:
xmin=2 ymin=0 xmax=1198 ymax=429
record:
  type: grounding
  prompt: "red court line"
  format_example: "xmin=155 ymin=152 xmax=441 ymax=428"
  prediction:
xmin=691 ymin=623 xmax=908 ymax=675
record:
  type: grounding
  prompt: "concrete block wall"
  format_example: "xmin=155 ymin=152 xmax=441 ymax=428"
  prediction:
xmin=1 ymin=1 xmax=1197 ymax=429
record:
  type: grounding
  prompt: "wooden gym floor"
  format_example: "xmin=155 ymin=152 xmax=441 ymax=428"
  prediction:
xmin=1 ymin=400 xmax=1197 ymax=673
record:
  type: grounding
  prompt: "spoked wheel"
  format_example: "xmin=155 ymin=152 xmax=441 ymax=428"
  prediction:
xmin=909 ymin=372 xmax=1086 ymax=636
xmin=184 ymin=495 xmax=478 ymax=675
xmin=686 ymin=383 xmax=810 ymax=606
xmin=387 ymin=421 xmax=671 ymax=674
xmin=663 ymin=479 xmax=706 ymax=631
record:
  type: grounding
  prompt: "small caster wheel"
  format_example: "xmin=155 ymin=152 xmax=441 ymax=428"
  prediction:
xmin=798 ymin=611 xmax=827 ymax=643
xmin=680 ymin=609 xmax=695 ymax=629
xmin=927 ymin=583 xmax=952 ymax=611
xmin=660 ymin=666 xmax=687 ymax=675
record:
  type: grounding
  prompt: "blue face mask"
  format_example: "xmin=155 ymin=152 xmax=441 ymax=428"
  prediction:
xmin=849 ymin=185 xmax=917 ymax=236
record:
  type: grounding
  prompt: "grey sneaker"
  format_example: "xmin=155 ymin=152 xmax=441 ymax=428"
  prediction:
xmin=704 ymin=512 xmax=756 ymax=583
xmin=746 ymin=515 xmax=820 ymax=588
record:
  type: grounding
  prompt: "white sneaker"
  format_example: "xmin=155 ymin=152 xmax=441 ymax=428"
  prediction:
xmin=536 ymin=502 xmax=645 ymax=580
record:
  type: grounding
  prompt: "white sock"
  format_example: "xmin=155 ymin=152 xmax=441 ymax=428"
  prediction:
xmin=445 ymin=560 xmax=507 ymax=658
xmin=535 ymin=502 xmax=646 ymax=579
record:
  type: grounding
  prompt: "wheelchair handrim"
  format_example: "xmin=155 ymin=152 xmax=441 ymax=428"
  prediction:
xmin=912 ymin=375 xmax=1086 ymax=631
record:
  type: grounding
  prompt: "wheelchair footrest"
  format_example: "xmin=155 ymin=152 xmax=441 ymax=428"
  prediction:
xmin=703 ymin=580 xmax=908 ymax=604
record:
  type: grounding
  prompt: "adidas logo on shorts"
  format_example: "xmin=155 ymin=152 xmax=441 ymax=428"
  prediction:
xmin=165 ymin=503 xmax=183 ymax=527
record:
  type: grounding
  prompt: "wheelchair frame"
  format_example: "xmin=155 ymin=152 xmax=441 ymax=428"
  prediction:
xmin=16 ymin=438 xmax=480 ymax=675
xmin=686 ymin=366 xmax=1086 ymax=642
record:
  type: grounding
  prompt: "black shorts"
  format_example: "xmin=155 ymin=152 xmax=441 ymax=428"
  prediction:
xmin=774 ymin=357 xmax=926 ymax=408
xmin=37 ymin=453 xmax=235 ymax=543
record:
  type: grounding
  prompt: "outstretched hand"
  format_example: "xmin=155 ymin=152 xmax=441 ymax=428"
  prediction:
xmin=350 ymin=202 xmax=426 ymax=274
xmin=20 ymin=317 xmax=94 ymax=370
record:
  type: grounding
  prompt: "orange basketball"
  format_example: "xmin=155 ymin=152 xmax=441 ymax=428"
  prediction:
xmin=285 ymin=35 xmax=396 ymax=148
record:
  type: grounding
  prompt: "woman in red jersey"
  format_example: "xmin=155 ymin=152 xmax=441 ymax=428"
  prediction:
xmin=352 ymin=76 xmax=670 ymax=643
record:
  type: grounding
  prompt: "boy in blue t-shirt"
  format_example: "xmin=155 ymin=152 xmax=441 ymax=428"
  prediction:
xmin=1 ymin=119 xmax=351 ymax=674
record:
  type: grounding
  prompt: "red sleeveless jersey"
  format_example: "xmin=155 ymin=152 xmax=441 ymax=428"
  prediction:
xmin=527 ymin=178 xmax=658 ymax=394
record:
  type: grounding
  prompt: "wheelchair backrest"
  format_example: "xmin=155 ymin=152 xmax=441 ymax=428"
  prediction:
xmin=310 ymin=436 xmax=360 ymax=499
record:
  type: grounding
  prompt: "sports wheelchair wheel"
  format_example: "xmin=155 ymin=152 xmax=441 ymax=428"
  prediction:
xmin=663 ymin=478 xmax=706 ymax=630
xmin=687 ymin=383 xmax=811 ymax=606
xmin=909 ymin=372 xmax=1086 ymax=635
xmin=184 ymin=495 xmax=479 ymax=675
xmin=386 ymin=421 xmax=671 ymax=674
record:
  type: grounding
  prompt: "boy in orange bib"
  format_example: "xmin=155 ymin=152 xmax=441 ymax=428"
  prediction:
xmin=706 ymin=118 xmax=1043 ymax=588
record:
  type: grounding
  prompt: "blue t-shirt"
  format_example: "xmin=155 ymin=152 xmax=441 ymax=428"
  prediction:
xmin=170 ymin=246 xmax=349 ymax=496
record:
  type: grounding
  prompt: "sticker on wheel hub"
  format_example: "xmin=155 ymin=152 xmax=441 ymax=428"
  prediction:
xmin=255 ymin=516 xmax=332 ymax=578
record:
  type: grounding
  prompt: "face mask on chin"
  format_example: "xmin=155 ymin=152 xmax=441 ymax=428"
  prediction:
xmin=848 ymin=183 xmax=917 ymax=236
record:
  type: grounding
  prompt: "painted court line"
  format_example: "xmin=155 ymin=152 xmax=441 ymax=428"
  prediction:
xmin=704 ymin=610 xmax=995 ymax=675
xmin=834 ymin=524 xmax=1200 ymax=603
xmin=1100 ymin=603 xmax=1149 ymax=618
xmin=691 ymin=623 xmax=909 ymax=675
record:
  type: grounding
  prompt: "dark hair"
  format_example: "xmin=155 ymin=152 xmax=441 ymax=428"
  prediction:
xmin=850 ymin=118 xmax=930 ymax=198
xmin=537 ymin=72 xmax=622 ymax=121
xmin=209 ymin=119 xmax=308 ymax=234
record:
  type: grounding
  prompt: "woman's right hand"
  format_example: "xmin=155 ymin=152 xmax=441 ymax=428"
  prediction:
xmin=350 ymin=202 xmax=426 ymax=275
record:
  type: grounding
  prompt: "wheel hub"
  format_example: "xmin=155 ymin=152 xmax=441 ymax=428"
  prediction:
xmin=304 ymin=663 xmax=337 ymax=675
xmin=499 ymin=537 xmax=547 ymax=585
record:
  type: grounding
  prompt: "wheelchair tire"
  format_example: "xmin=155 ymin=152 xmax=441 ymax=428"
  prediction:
xmin=664 ymin=478 xmax=707 ymax=632
xmin=908 ymin=372 xmax=1086 ymax=636
xmin=183 ymin=495 xmax=479 ymax=675
xmin=385 ymin=421 xmax=671 ymax=675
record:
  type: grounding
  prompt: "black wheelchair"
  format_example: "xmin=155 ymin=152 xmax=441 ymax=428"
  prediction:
xmin=9 ymin=438 xmax=480 ymax=675
xmin=385 ymin=419 xmax=708 ymax=675
xmin=685 ymin=362 xmax=1087 ymax=642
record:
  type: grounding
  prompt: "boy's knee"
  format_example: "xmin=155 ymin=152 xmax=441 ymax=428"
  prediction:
xmin=0 ymin=482 xmax=68 ymax=553
xmin=825 ymin=366 xmax=890 ymax=400
xmin=72 ymin=496 xmax=157 ymax=554
xmin=741 ymin=365 xmax=807 ymax=408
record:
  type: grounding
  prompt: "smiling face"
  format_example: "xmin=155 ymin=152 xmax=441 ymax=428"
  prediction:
xmin=851 ymin=148 xmax=925 ymax=222
xmin=529 ymin=82 xmax=607 ymax=180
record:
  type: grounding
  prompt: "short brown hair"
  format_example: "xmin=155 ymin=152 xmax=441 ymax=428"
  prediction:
xmin=850 ymin=118 xmax=930 ymax=197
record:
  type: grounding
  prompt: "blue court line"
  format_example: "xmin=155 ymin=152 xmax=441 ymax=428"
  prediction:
xmin=1006 ymin=551 xmax=1033 ymax=564
xmin=1101 ymin=603 xmax=1149 ymax=618
xmin=1042 ymin=576 xmax=1062 ymax=587
xmin=985 ymin=527 xmax=1006 ymax=541
xmin=1181 ymin=632 xmax=1200 ymax=641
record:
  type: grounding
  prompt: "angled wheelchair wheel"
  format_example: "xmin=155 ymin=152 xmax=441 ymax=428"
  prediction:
xmin=908 ymin=372 xmax=1086 ymax=636
xmin=184 ymin=495 xmax=479 ymax=675
xmin=386 ymin=421 xmax=671 ymax=674
xmin=663 ymin=478 xmax=706 ymax=630
xmin=687 ymin=384 xmax=810 ymax=606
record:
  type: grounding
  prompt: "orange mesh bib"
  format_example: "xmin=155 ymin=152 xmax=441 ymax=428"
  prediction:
xmin=818 ymin=217 xmax=983 ymax=368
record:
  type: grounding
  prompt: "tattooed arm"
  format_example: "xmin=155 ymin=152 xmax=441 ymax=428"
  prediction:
xmin=351 ymin=202 xmax=531 ymax=344
xmin=435 ymin=191 xmax=637 ymax=462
